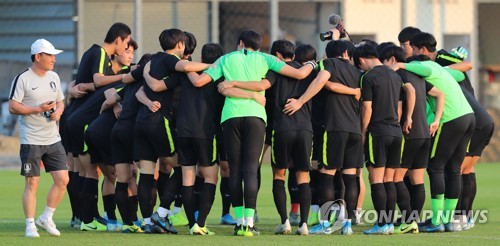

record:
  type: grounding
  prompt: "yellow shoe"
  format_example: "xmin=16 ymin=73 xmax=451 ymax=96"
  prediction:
xmin=121 ymin=224 xmax=143 ymax=233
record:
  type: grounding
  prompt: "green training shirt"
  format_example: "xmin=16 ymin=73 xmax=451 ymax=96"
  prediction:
xmin=204 ymin=49 xmax=285 ymax=123
xmin=404 ymin=61 xmax=473 ymax=123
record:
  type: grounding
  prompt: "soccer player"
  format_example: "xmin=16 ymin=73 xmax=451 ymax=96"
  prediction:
xmin=393 ymin=34 xmax=475 ymax=232
xmin=110 ymin=53 xmax=152 ymax=233
xmin=379 ymin=45 xmax=445 ymax=233
xmin=84 ymin=40 xmax=137 ymax=231
xmin=9 ymin=39 xmax=68 ymax=237
xmin=398 ymin=27 xmax=422 ymax=59
xmin=187 ymin=29 xmax=316 ymax=236
xmin=282 ymin=39 xmax=364 ymax=236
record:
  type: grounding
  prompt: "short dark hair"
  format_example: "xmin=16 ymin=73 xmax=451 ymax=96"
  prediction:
xmin=398 ymin=26 xmax=421 ymax=43
xmin=201 ymin=43 xmax=224 ymax=64
xmin=128 ymin=38 xmax=138 ymax=50
xmin=294 ymin=44 xmax=316 ymax=63
xmin=410 ymin=32 xmax=437 ymax=52
xmin=360 ymin=39 xmax=379 ymax=48
xmin=184 ymin=32 xmax=197 ymax=56
xmin=137 ymin=53 xmax=152 ymax=67
xmin=237 ymin=29 xmax=262 ymax=50
xmin=406 ymin=54 xmax=431 ymax=63
xmin=379 ymin=45 xmax=405 ymax=63
xmin=270 ymin=40 xmax=295 ymax=59
xmin=353 ymin=43 xmax=378 ymax=69
xmin=325 ymin=40 xmax=350 ymax=58
xmin=31 ymin=54 xmax=35 ymax=62
xmin=377 ymin=42 xmax=396 ymax=55
xmin=159 ymin=28 xmax=186 ymax=51
xmin=104 ymin=22 xmax=131 ymax=44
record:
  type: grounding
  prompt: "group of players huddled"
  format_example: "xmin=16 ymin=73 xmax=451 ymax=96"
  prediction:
xmin=59 ymin=22 xmax=493 ymax=236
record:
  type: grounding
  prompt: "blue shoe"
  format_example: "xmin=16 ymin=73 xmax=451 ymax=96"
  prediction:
xmin=418 ymin=220 xmax=445 ymax=233
xmin=107 ymin=220 xmax=122 ymax=231
xmin=220 ymin=214 xmax=237 ymax=225
xmin=388 ymin=223 xmax=394 ymax=235
xmin=151 ymin=212 xmax=178 ymax=234
xmin=341 ymin=221 xmax=353 ymax=235
xmin=309 ymin=221 xmax=333 ymax=235
xmin=96 ymin=216 xmax=107 ymax=226
xmin=194 ymin=211 xmax=199 ymax=222
xmin=143 ymin=224 xmax=165 ymax=234
xmin=133 ymin=220 xmax=142 ymax=227
xmin=363 ymin=224 xmax=389 ymax=235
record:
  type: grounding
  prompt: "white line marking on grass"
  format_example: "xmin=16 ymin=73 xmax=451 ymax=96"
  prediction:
xmin=431 ymin=234 xmax=500 ymax=241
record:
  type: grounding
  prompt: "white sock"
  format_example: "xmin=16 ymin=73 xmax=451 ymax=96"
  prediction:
xmin=173 ymin=206 xmax=181 ymax=215
xmin=26 ymin=218 xmax=35 ymax=228
xmin=246 ymin=217 xmax=254 ymax=228
xmin=157 ymin=207 xmax=169 ymax=218
xmin=311 ymin=205 xmax=320 ymax=213
xmin=236 ymin=217 xmax=244 ymax=226
xmin=144 ymin=218 xmax=153 ymax=225
xmin=41 ymin=206 xmax=56 ymax=220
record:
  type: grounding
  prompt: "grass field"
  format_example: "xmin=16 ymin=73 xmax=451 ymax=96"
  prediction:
xmin=1 ymin=163 xmax=500 ymax=245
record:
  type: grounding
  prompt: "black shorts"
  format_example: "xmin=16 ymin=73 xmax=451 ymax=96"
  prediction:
xmin=20 ymin=142 xmax=67 ymax=176
xmin=401 ymin=138 xmax=431 ymax=169
xmin=59 ymin=109 xmax=71 ymax=154
xmin=365 ymin=133 xmax=402 ymax=168
xmin=311 ymin=124 xmax=324 ymax=163
xmin=216 ymin=130 xmax=227 ymax=162
xmin=134 ymin=118 xmax=176 ymax=162
xmin=177 ymin=137 xmax=217 ymax=166
xmin=271 ymin=130 xmax=312 ymax=171
xmin=111 ymin=119 xmax=136 ymax=165
xmin=265 ymin=124 xmax=273 ymax=146
xmin=467 ymin=123 xmax=494 ymax=157
xmin=85 ymin=112 xmax=116 ymax=165
xmin=321 ymin=131 xmax=363 ymax=170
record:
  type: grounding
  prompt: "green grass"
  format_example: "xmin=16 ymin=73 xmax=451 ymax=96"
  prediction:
xmin=1 ymin=163 xmax=500 ymax=245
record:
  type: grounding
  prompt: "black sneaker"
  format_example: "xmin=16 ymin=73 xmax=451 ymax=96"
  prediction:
xmin=144 ymin=224 xmax=165 ymax=234
xmin=151 ymin=212 xmax=178 ymax=234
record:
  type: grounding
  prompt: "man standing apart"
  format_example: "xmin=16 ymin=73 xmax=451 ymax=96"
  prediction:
xmin=9 ymin=39 xmax=69 ymax=237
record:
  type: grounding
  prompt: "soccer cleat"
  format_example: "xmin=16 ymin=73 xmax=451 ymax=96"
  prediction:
xmin=309 ymin=221 xmax=333 ymax=235
xmin=444 ymin=222 xmax=455 ymax=232
xmin=169 ymin=213 xmax=189 ymax=227
xmin=274 ymin=219 xmax=292 ymax=235
xmin=233 ymin=224 xmax=244 ymax=236
xmin=220 ymin=214 xmax=237 ymax=225
xmin=341 ymin=221 xmax=353 ymax=235
xmin=73 ymin=218 xmax=81 ymax=229
xmin=151 ymin=212 xmax=178 ymax=234
xmin=199 ymin=226 xmax=215 ymax=236
xmin=418 ymin=219 xmax=445 ymax=233
xmin=289 ymin=212 xmax=300 ymax=226
xmin=307 ymin=212 xmax=319 ymax=226
xmin=296 ymin=223 xmax=309 ymax=236
xmin=394 ymin=221 xmax=419 ymax=234
xmin=363 ymin=224 xmax=390 ymax=235
xmin=133 ymin=220 xmax=142 ymax=227
xmin=95 ymin=215 xmax=108 ymax=226
xmin=121 ymin=224 xmax=143 ymax=233
xmin=36 ymin=216 xmax=60 ymax=236
xmin=189 ymin=223 xmax=205 ymax=235
xmin=80 ymin=219 xmax=107 ymax=232
xmin=387 ymin=223 xmax=394 ymax=235
xmin=71 ymin=217 xmax=76 ymax=228
xmin=243 ymin=225 xmax=260 ymax=237
xmin=25 ymin=226 xmax=39 ymax=238
xmin=143 ymin=224 xmax=165 ymax=234
xmin=107 ymin=220 xmax=123 ymax=232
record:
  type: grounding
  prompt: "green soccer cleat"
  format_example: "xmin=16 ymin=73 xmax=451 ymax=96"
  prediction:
xmin=308 ymin=212 xmax=319 ymax=226
xmin=80 ymin=219 xmax=107 ymax=232
xmin=394 ymin=221 xmax=419 ymax=234
xmin=243 ymin=225 xmax=260 ymax=237
xmin=170 ymin=213 xmax=189 ymax=227
xmin=121 ymin=224 xmax=143 ymax=233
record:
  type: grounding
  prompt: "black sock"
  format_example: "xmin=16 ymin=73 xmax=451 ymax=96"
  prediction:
xmin=395 ymin=181 xmax=412 ymax=223
xmin=129 ymin=195 xmax=139 ymax=222
xmin=257 ymin=164 xmax=262 ymax=192
xmin=103 ymin=194 xmax=117 ymax=221
xmin=77 ymin=175 xmax=85 ymax=219
xmin=319 ymin=173 xmax=335 ymax=206
xmin=404 ymin=175 xmax=412 ymax=197
xmin=459 ymin=174 xmax=471 ymax=216
xmin=468 ymin=173 xmax=477 ymax=219
xmin=82 ymin=178 xmax=99 ymax=223
xmin=67 ymin=171 xmax=78 ymax=219
xmin=342 ymin=174 xmax=358 ymax=220
xmin=160 ymin=167 xmax=182 ymax=210
xmin=288 ymin=169 xmax=299 ymax=205
xmin=273 ymin=179 xmax=288 ymax=224
xmin=298 ymin=183 xmax=311 ymax=227
xmin=138 ymin=173 xmax=155 ymax=219
xmin=309 ymin=170 xmax=319 ymax=206
xmin=197 ymin=183 xmax=217 ymax=227
xmin=194 ymin=175 xmax=204 ymax=212
xmin=445 ymin=173 xmax=461 ymax=199
xmin=220 ymin=177 xmax=231 ymax=216
xmin=385 ymin=182 xmax=396 ymax=224
xmin=182 ymin=185 xmax=196 ymax=227
xmin=115 ymin=182 xmax=132 ymax=225
xmin=157 ymin=171 xmax=170 ymax=201
xmin=174 ymin=194 xmax=183 ymax=209
xmin=371 ymin=183 xmax=387 ymax=226
xmin=410 ymin=184 xmax=425 ymax=218
xmin=334 ymin=172 xmax=345 ymax=201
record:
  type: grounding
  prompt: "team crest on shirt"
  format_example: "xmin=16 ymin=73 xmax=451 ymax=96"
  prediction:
xmin=50 ymin=81 xmax=57 ymax=92
xmin=23 ymin=163 xmax=32 ymax=173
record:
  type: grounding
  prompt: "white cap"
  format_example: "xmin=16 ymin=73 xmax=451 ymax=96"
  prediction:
xmin=30 ymin=39 xmax=63 ymax=55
